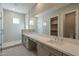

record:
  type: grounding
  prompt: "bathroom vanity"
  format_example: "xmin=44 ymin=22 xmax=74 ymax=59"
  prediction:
xmin=22 ymin=32 xmax=79 ymax=56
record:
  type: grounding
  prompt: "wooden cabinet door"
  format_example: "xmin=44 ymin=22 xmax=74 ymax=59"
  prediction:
xmin=37 ymin=42 xmax=50 ymax=56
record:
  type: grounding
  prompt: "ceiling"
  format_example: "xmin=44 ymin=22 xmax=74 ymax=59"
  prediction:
xmin=1 ymin=3 xmax=36 ymax=14
xmin=0 ymin=3 xmax=70 ymax=15
xmin=32 ymin=3 xmax=70 ymax=17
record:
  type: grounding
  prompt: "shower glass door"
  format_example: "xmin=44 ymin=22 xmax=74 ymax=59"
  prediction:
xmin=0 ymin=17 xmax=2 ymax=51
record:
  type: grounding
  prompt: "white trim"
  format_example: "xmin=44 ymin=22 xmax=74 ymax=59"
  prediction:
xmin=60 ymin=14 xmax=63 ymax=37
xmin=62 ymin=9 xmax=78 ymax=39
xmin=63 ymin=9 xmax=77 ymax=15
xmin=76 ymin=9 xmax=79 ymax=39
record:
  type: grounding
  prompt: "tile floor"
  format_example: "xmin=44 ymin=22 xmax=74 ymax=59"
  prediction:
xmin=0 ymin=45 xmax=36 ymax=56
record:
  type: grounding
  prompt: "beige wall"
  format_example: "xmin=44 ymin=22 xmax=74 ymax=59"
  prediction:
xmin=31 ymin=3 xmax=79 ymax=39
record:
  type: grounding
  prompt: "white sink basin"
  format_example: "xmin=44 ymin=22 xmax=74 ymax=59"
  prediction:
xmin=47 ymin=40 xmax=57 ymax=44
xmin=47 ymin=39 xmax=64 ymax=45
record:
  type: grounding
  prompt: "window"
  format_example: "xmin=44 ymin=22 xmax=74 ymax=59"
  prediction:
xmin=13 ymin=18 xmax=20 ymax=24
xmin=30 ymin=20 xmax=34 ymax=25
xmin=29 ymin=20 xmax=34 ymax=29
xmin=43 ymin=22 xmax=46 ymax=26
xmin=26 ymin=25 xmax=29 ymax=29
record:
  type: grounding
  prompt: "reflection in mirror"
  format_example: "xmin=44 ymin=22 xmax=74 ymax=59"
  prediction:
xmin=63 ymin=11 xmax=76 ymax=39
xmin=50 ymin=16 xmax=58 ymax=36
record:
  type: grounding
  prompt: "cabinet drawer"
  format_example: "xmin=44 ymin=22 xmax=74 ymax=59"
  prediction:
xmin=49 ymin=48 xmax=62 ymax=56
xmin=62 ymin=52 xmax=71 ymax=56
xmin=45 ymin=46 xmax=62 ymax=56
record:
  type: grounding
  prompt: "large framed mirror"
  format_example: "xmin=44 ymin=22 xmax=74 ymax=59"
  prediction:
xmin=63 ymin=10 xmax=77 ymax=39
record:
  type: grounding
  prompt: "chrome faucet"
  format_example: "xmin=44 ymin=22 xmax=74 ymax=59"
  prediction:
xmin=57 ymin=36 xmax=63 ymax=43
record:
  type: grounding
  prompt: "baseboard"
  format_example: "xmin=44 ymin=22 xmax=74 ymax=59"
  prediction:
xmin=2 ymin=40 xmax=22 ymax=50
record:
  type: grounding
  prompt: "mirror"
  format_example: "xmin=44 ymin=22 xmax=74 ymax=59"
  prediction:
xmin=63 ymin=11 xmax=76 ymax=39
xmin=50 ymin=16 xmax=58 ymax=36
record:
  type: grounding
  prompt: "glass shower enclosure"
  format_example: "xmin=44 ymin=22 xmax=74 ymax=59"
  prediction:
xmin=0 ymin=15 xmax=2 ymax=54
